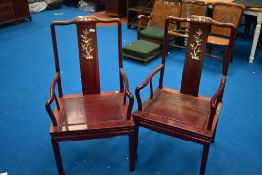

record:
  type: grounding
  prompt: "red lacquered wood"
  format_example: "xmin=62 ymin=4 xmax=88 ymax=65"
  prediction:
xmin=133 ymin=16 xmax=236 ymax=175
xmin=46 ymin=16 xmax=135 ymax=175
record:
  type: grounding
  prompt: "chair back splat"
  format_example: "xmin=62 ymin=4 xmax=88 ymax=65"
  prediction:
xmin=181 ymin=20 xmax=210 ymax=96
xmin=76 ymin=20 xmax=100 ymax=94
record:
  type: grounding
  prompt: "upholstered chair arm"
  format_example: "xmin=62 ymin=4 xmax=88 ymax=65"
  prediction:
xmin=135 ymin=64 xmax=164 ymax=111
xmin=45 ymin=72 xmax=60 ymax=126
xmin=120 ymin=68 xmax=134 ymax=119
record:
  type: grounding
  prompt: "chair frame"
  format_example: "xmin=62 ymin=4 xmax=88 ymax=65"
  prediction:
xmin=169 ymin=0 xmax=208 ymax=48
xmin=207 ymin=2 xmax=245 ymax=60
xmin=133 ymin=16 xmax=236 ymax=175
xmin=137 ymin=0 xmax=181 ymax=44
xmin=45 ymin=16 xmax=136 ymax=175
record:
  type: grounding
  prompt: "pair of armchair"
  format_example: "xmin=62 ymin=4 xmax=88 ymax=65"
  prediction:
xmin=45 ymin=16 xmax=235 ymax=175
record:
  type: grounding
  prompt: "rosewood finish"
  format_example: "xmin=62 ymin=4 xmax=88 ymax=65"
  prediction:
xmin=45 ymin=16 xmax=135 ymax=175
xmin=133 ymin=16 xmax=236 ymax=175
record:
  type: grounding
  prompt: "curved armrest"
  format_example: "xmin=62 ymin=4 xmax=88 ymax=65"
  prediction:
xmin=207 ymin=76 xmax=226 ymax=130
xmin=138 ymin=14 xmax=152 ymax=20
xmin=210 ymin=76 xmax=226 ymax=108
xmin=45 ymin=72 xmax=60 ymax=126
xmin=136 ymin=64 xmax=164 ymax=111
xmin=137 ymin=15 xmax=152 ymax=38
xmin=120 ymin=68 xmax=134 ymax=119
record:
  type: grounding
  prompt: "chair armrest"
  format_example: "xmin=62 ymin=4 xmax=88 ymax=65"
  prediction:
xmin=210 ymin=76 xmax=226 ymax=108
xmin=207 ymin=75 xmax=226 ymax=129
xmin=137 ymin=14 xmax=152 ymax=39
xmin=45 ymin=72 xmax=60 ymax=126
xmin=120 ymin=68 xmax=134 ymax=119
xmin=136 ymin=64 xmax=164 ymax=111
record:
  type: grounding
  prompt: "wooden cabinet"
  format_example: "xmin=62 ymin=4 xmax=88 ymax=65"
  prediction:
xmin=0 ymin=0 xmax=31 ymax=26
xmin=105 ymin=0 xmax=127 ymax=17
xmin=127 ymin=0 xmax=153 ymax=28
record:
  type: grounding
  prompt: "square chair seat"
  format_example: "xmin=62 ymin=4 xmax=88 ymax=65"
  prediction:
xmin=50 ymin=92 xmax=135 ymax=135
xmin=133 ymin=88 xmax=222 ymax=139
xmin=123 ymin=40 xmax=160 ymax=64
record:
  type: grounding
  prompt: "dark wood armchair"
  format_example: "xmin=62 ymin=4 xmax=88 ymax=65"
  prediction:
xmin=133 ymin=16 xmax=236 ymax=175
xmin=45 ymin=16 xmax=136 ymax=175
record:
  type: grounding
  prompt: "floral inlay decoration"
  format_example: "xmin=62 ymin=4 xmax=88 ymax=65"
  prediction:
xmin=190 ymin=28 xmax=203 ymax=60
xmin=80 ymin=29 xmax=94 ymax=60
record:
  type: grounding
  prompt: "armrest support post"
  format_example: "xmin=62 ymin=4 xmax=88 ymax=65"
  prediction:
xmin=45 ymin=72 xmax=60 ymax=127
xmin=136 ymin=64 xmax=164 ymax=111
xmin=120 ymin=68 xmax=134 ymax=120
xmin=207 ymin=76 xmax=227 ymax=130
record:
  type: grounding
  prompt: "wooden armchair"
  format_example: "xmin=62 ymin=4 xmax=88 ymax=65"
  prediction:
xmin=133 ymin=16 xmax=236 ymax=175
xmin=137 ymin=0 xmax=181 ymax=44
xmin=207 ymin=2 xmax=245 ymax=61
xmin=45 ymin=16 xmax=136 ymax=175
xmin=169 ymin=0 xmax=208 ymax=48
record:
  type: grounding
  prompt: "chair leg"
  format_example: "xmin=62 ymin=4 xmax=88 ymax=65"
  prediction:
xmin=51 ymin=139 xmax=65 ymax=175
xmin=135 ymin=126 xmax=139 ymax=161
xmin=129 ymin=133 xmax=136 ymax=171
xmin=200 ymin=144 xmax=210 ymax=175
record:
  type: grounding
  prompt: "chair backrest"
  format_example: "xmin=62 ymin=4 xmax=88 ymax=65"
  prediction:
xmin=50 ymin=16 xmax=124 ymax=97
xmin=211 ymin=2 xmax=245 ymax=38
xmin=179 ymin=1 xmax=208 ymax=29
xmin=149 ymin=0 xmax=181 ymax=28
xmin=160 ymin=16 xmax=236 ymax=96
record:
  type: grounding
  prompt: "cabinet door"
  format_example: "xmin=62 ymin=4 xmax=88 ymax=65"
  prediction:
xmin=12 ymin=0 xmax=30 ymax=19
xmin=0 ymin=0 xmax=15 ymax=24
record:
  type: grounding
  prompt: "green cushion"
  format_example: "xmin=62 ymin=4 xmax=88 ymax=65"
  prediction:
xmin=123 ymin=40 xmax=160 ymax=60
xmin=140 ymin=25 xmax=164 ymax=40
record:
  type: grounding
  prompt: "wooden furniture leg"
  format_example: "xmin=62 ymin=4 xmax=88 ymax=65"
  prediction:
xmin=51 ymin=139 xmax=64 ymax=175
xmin=129 ymin=133 xmax=136 ymax=171
xmin=200 ymin=144 xmax=210 ymax=175
xmin=249 ymin=12 xmax=262 ymax=63
xmin=135 ymin=126 xmax=139 ymax=160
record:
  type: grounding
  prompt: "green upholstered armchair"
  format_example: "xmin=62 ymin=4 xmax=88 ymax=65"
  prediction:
xmin=137 ymin=0 xmax=181 ymax=44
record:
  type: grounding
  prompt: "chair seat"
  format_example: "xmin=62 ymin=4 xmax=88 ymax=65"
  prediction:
xmin=208 ymin=35 xmax=229 ymax=46
xmin=140 ymin=25 xmax=164 ymax=40
xmin=50 ymin=92 xmax=135 ymax=135
xmin=133 ymin=88 xmax=221 ymax=138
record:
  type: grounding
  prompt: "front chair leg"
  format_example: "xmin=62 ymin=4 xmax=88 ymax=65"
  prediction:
xmin=135 ymin=126 xmax=139 ymax=161
xmin=129 ymin=133 xmax=136 ymax=171
xmin=200 ymin=144 xmax=210 ymax=175
xmin=51 ymin=139 xmax=65 ymax=175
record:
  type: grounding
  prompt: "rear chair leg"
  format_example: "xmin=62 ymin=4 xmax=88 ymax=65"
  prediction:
xmin=51 ymin=139 xmax=65 ymax=175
